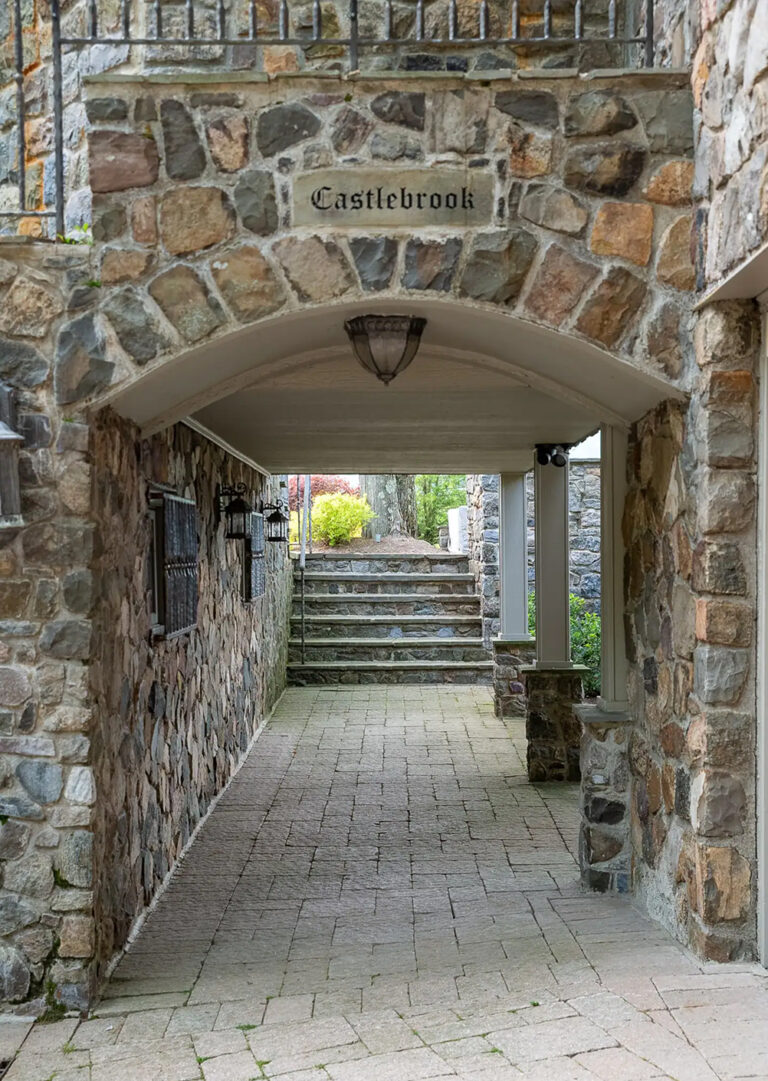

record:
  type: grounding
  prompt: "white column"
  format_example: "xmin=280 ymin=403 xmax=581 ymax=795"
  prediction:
xmin=499 ymin=472 xmax=532 ymax=640
xmin=598 ymin=425 xmax=630 ymax=712
xmin=756 ymin=293 xmax=768 ymax=963
xmin=534 ymin=453 xmax=571 ymax=667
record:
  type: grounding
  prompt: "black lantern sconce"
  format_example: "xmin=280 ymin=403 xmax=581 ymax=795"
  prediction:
xmin=535 ymin=443 xmax=572 ymax=468
xmin=217 ymin=483 xmax=253 ymax=540
xmin=261 ymin=482 xmax=290 ymax=544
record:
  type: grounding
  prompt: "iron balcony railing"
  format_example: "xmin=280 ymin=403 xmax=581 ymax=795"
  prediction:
xmin=2 ymin=0 xmax=655 ymax=236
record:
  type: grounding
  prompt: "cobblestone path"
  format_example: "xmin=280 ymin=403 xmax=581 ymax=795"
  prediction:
xmin=3 ymin=687 xmax=767 ymax=1080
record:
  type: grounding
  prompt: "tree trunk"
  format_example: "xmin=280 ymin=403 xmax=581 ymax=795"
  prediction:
xmin=360 ymin=475 xmax=417 ymax=538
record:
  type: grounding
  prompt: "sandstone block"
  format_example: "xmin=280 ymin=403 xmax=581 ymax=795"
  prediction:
xmin=694 ymin=301 xmax=759 ymax=371
xmin=695 ymin=598 xmax=752 ymax=647
xmin=698 ymin=470 xmax=754 ymax=534
xmin=693 ymin=644 xmax=749 ymax=705
xmin=645 ymin=160 xmax=694 ymax=205
xmin=274 ymin=236 xmax=355 ymax=301
xmin=256 ymin=103 xmax=322 ymax=155
xmin=59 ymin=916 xmax=95 ymax=958
xmin=206 ymin=115 xmax=249 ymax=173
xmin=210 ymin=246 xmax=286 ymax=322
xmin=0 ymin=277 xmax=63 ymax=339
xmin=692 ymin=770 xmax=746 ymax=838
xmin=459 ymin=228 xmax=537 ymax=304
xmin=694 ymin=844 xmax=750 ymax=922
xmin=131 ymin=196 xmax=157 ymax=245
xmin=564 ymin=144 xmax=645 ymax=196
xmin=564 ymin=90 xmax=637 ymax=136
xmin=159 ymin=187 xmax=234 ymax=256
xmin=519 ymin=185 xmax=588 ymax=236
xmin=402 ymin=237 xmax=463 ymax=292
xmin=506 ymin=125 xmax=552 ymax=178
xmin=161 ymin=100 xmax=206 ymax=180
xmin=89 ymin=131 xmax=160 ymax=193
xmin=524 ymin=245 xmax=598 ymax=327
xmin=590 ymin=202 xmax=654 ymax=266
xmin=657 ymin=215 xmax=695 ymax=290
xmin=100 ymin=248 xmax=153 ymax=284
xmin=149 ymin=266 xmax=225 ymax=343
xmin=575 ymin=267 xmax=646 ymax=348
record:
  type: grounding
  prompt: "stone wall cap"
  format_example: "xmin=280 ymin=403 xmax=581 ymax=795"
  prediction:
xmin=574 ymin=702 xmax=633 ymax=726
xmin=520 ymin=664 xmax=589 ymax=673
xmin=84 ymin=71 xmax=269 ymax=85
xmin=493 ymin=637 xmax=536 ymax=647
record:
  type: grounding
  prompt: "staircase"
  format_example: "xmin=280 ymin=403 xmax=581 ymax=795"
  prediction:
xmin=287 ymin=552 xmax=493 ymax=684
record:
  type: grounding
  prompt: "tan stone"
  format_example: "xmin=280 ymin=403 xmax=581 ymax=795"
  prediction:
xmin=89 ymin=131 xmax=160 ymax=193
xmin=59 ymin=461 xmax=91 ymax=517
xmin=662 ymin=763 xmax=676 ymax=813
xmin=518 ymin=186 xmax=588 ymax=236
xmin=694 ymin=844 xmax=751 ymax=923
xmin=576 ymin=267 xmax=646 ymax=348
xmin=645 ymin=160 xmax=694 ymax=205
xmin=58 ymin=915 xmax=95 ymax=958
xmin=590 ymin=202 xmax=654 ymax=266
xmin=695 ymin=598 xmax=753 ymax=647
xmin=705 ymin=369 xmax=755 ymax=407
xmin=698 ymin=470 xmax=755 ymax=534
xmin=657 ymin=215 xmax=695 ymax=290
xmin=263 ymin=45 xmax=300 ymax=74
xmin=211 ymin=246 xmax=286 ymax=323
xmin=273 ymin=236 xmax=354 ymax=302
xmin=100 ymin=249 xmax=153 ymax=285
xmin=131 ymin=197 xmax=158 ymax=245
xmin=524 ymin=245 xmax=598 ymax=327
xmin=206 ymin=115 xmax=249 ymax=173
xmin=647 ymin=302 xmax=683 ymax=379
xmin=159 ymin=187 xmax=234 ymax=257
xmin=0 ymin=277 xmax=63 ymax=339
xmin=506 ymin=125 xmax=552 ymax=178
xmin=647 ymin=762 xmax=662 ymax=815
xmin=149 ymin=266 xmax=225 ymax=343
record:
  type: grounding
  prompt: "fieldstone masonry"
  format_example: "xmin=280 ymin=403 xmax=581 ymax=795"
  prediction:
xmin=577 ymin=705 xmax=632 ymax=894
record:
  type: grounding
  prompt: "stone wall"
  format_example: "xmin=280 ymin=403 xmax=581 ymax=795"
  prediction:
xmin=88 ymin=413 xmax=291 ymax=992
xmin=625 ymin=300 xmax=759 ymax=960
xmin=466 ymin=463 xmax=602 ymax=642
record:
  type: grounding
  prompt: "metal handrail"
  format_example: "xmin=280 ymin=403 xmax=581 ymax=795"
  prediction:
xmin=299 ymin=474 xmax=311 ymax=665
xmin=2 ymin=0 xmax=655 ymax=236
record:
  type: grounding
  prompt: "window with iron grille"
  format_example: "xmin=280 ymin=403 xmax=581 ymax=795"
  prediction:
xmin=148 ymin=489 xmax=199 ymax=638
xmin=243 ymin=510 xmax=266 ymax=602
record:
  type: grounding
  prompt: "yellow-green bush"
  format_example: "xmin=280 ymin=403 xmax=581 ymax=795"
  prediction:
xmin=312 ymin=493 xmax=375 ymax=547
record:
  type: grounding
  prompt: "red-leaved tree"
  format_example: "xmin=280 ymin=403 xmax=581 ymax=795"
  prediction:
xmin=289 ymin=475 xmax=360 ymax=510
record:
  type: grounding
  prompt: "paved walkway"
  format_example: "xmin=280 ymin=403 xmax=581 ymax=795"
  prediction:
xmin=4 ymin=687 xmax=768 ymax=1081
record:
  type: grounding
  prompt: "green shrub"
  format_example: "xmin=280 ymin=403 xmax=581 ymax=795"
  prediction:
xmin=311 ymin=492 xmax=375 ymax=547
xmin=414 ymin=474 xmax=467 ymax=545
xmin=528 ymin=590 xmax=601 ymax=697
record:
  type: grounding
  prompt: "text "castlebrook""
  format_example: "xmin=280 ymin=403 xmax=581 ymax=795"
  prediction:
xmin=310 ymin=185 xmax=476 ymax=212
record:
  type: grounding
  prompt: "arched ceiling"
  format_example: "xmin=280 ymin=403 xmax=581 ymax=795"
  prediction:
xmin=101 ymin=298 xmax=685 ymax=475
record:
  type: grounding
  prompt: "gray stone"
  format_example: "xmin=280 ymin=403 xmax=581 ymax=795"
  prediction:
xmin=371 ymin=92 xmax=425 ymax=130
xmin=0 ymin=946 xmax=30 ymax=1002
xmin=55 ymin=314 xmax=112 ymax=405
xmin=495 ymin=89 xmax=558 ymax=128
xmin=693 ymin=645 xmax=750 ymax=705
xmin=0 ymin=340 xmax=48 ymax=388
xmin=149 ymin=266 xmax=225 ymax=343
xmin=135 ymin=97 xmax=157 ymax=122
xmin=519 ymin=184 xmax=588 ymax=236
xmin=103 ymin=287 xmax=170 ymax=365
xmin=0 ymin=821 xmax=29 ymax=860
xmin=40 ymin=620 xmax=91 ymax=660
xmin=19 ymin=413 xmax=52 ymax=448
xmin=695 ymin=771 xmax=746 ymax=837
xmin=85 ymin=97 xmax=128 ymax=122
xmin=564 ymin=91 xmax=637 ymax=136
xmin=460 ymin=228 xmax=537 ymax=304
xmin=55 ymin=831 xmax=93 ymax=888
xmin=16 ymin=760 xmax=63 ymax=804
xmin=4 ymin=852 xmax=54 ymax=896
xmin=349 ymin=237 xmax=398 ymax=291
xmin=160 ymin=99 xmax=206 ymax=180
xmin=63 ymin=570 xmax=94 ymax=614
xmin=634 ymin=90 xmax=694 ymax=154
xmin=402 ymin=238 xmax=463 ymax=291
xmin=370 ymin=132 xmax=421 ymax=160
xmin=564 ymin=144 xmax=646 ymax=196
xmin=0 ymin=796 xmax=44 ymax=821
xmin=233 ymin=170 xmax=278 ymax=235
xmin=0 ymin=895 xmax=38 ymax=936
xmin=693 ymin=541 xmax=747 ymax=596
xmin=331 ymin=107 xmax=373 ymax=154
xmin=92 ymin=206 xmax=127 ymax=243
xmin=256 ymin=103 xmax=321 ymax=156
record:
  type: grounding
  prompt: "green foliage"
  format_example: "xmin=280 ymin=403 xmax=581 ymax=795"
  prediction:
xmin=527 ymin=591 xmax=601 ymax=697
xmin=414 ymin=475 xmax=466 ymax=545
xmin=57 ymin=223 xmax=92 ymax=245
xmin=311 ymin=492 xmax=375 ymax=547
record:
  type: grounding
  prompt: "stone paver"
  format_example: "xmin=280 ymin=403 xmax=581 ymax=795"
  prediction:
xmin=5 ymin=687 xmax=768 ymax=1081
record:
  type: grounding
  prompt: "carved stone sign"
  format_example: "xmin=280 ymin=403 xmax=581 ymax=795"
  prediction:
xmin=293 ymin=170 xmax=494 ymax=228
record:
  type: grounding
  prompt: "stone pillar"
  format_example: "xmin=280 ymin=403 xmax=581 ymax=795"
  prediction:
xmin=575 ymin=704 xmax=631 ymax=892
xmin=533 ymin=454 xmax=570 ymax=667
xmin=523 ymin=667 xmax=585 ymax=781
xmin=598 ymin=425 xmax=629 ymax=712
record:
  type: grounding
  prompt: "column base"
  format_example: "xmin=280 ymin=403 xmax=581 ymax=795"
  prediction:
xmin=492 ymin=638 xmax=536 ymax=718
xmin=520 ymin=665 xmax=587 ymax=782
xmin=575 ymin=703 xmax=633 ymax=895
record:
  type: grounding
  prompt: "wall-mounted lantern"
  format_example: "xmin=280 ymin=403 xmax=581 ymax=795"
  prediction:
xmin=217 ymin=483 xmax=252 ymax=540
xmin=0 ymin=385 xmax=23 ymax=528
xmin=262 ymin=482 xmax=290 ymax=544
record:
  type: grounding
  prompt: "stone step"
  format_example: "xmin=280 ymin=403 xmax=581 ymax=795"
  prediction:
xmin=289 ymin=615 xmax=482 ymax=638
xmin=288 ymin=638 xmax=490 ymax=663
xmin=294 ymin=554 xmax=470 ymax=575
xmin=295 ymin=573 xmax=476 ymax=596
xmin=291 ymin=594 xmax=482 ymax=617
xmin=286 ymin=660 xmax=493 ymax=685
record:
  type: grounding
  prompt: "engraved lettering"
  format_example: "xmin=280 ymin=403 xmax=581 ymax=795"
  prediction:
xmin=311 ymin=186 xmax=332 ymax=210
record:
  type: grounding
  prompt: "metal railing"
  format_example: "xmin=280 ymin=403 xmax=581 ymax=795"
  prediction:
xmin=2 ymin=0 xmax=655 ymax=236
